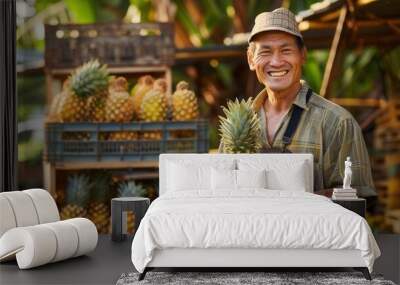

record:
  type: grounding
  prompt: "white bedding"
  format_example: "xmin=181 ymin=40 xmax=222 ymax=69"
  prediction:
xmin=131 ymin=190 xmax=380 ymax=273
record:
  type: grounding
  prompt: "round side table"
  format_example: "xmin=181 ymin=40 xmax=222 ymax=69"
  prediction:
xmin=111 ymin=197 xmax=150 ymax=242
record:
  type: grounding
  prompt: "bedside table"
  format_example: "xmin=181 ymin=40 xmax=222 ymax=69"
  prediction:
xmin=111 ymin=197 xmax=150 ymax=242
xmin=332 ymin=198 xmax=366 ymax=217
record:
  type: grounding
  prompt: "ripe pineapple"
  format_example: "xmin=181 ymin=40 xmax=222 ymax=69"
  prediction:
xmin=59 ymin=60 xmax=109 ymax=122
xmin=88 ymin=173 xmax=111 ymax=234
xmin=106 ymin=77 xmax=137 ymax=141
xmin=61 ymin=131 xmax=90 ymax=141
xmin=105 ymin=77 xmax=134 ymax=122
xmin=219 ymin=98 xmax=262 ymax=153
xmin=172 ymin=81 xmax=199 ymax=121
xmin=118 ymin=181 xmax=147 ymax=233
xmin=108 ymin=132 xmax=138 ymax=141
xmin=131 ymin=75 xmax=154 ymax=120
xmin=60 ymin=174 xmax=92 ymax=220
xmin=48 ymin=80 xmax=70 ymax=122
xmin=171 ymin=81 xmax=199 ymax=139
xmin=87 ymin=89 xmax=108 ymax=122
xmin=140 ymin=79 xmax=168 ymax=140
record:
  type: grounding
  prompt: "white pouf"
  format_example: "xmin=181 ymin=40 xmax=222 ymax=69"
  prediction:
xmin=0 ymin=189 xmax=98 ymax=269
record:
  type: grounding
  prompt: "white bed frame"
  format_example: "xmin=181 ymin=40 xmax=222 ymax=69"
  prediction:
xmin=139 ymin=154 xmax=371 ymax=280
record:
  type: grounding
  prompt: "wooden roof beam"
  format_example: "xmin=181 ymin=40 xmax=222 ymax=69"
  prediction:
xmin=233 ymin=0 xmax=247 ymax=33
xmin=330 ymin=98 xmax=386 ymax=108
xmin=320 ymin=6 xmax=349 ymax=98
xmin=300 ymin=19 xmax=400 ymax=31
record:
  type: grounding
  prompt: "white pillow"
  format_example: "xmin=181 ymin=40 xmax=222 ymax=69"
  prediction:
xmin=211 ymin=168 xmax=267 ymax=190
xmin=266 ymin=163 xmax=307 ymax=191
xmin=237 ymin=169 xmax=267 ymax=189
xmin=238 ymin=159 xmax=308 ymax=192
xmin=168 ymin=162 xmax=209 ymax=191
xmin=211 ymin=168 xmax=236 ymax=190
xmin=167 ymin=159 xmax=235 ymax=192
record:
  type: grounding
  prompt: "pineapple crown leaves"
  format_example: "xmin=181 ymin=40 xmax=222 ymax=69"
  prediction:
xmin=176 ymin=81 xmax=189 ymax=91
xmin=70 ymin=59 xmax=109 ymax=98
xmin=90 ymin=172 xmax=111 ymax=202
xmin=153 ymin=78 xmax=167 ymax=93
xmin=109 ymin=76 xmax=128 ymax=92
xmin=118 ymin=181 xmax=147 ymax=197
xmin=218 ymin=98 xmax=262 ymax=153
xmin=174 ymin=81 xmax=195 ymax=99
xmin=65 ymin=174 xmax=93 ymax=207
xmin=141 ymin=75 xmax=155 ymax=86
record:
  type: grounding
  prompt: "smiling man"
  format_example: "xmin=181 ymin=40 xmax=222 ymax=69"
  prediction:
xmin=219 ymin=8 xmax=376 ymax=198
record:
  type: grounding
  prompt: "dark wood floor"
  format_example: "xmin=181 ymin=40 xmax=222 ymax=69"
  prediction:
xmin=0 ymin=235 xmax=134 ymax=285
xmin=1 ymin=234 xmax=399 ymax=285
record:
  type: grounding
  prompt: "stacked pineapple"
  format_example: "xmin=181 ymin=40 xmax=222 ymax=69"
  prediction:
xmin=140 ymin=78 xmax=169 ymax=140
xmin=60 ymin=174 xmax=92 ymax=220
xmin=131 ymin=75 xmax=154 ymax=120
xmin=117 ymin=181 xmax=147 ymax=233
xmin=171 ymin=81 xmax=199 ymax=121
xmin=48 ymin=60 xmax=201 ymax=146
xmin=59 ymin=60 xmax=109 ymax=122
xmin=171 ymin=81 xmax=199 ymax=139
xmin=106 ymin=76 xmax=138 ymax=141
xmin=88 ymin=173 xmax=111 ymax=234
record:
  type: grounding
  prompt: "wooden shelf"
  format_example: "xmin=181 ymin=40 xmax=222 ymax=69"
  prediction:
xmin=53 ymin=160 xmax=158 ymax=170
xmin=47 ymin=65 xmax=171 ymax=76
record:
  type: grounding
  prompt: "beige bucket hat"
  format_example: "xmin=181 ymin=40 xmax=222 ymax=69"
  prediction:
xmin=248 ymin=7 xmax=303 ymax=43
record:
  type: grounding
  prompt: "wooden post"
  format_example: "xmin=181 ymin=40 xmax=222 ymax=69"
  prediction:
xmin=320 ymin=6 xmax=349 ymax=98
xmin=45 ymin=72 xmax=53 ymax=107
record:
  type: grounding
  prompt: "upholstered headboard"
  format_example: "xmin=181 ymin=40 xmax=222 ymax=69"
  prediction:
xmin=159 ymin=153 xmax=314 ymax=196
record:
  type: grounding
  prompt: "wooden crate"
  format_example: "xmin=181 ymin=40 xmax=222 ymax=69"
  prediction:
xmin=45 ymin=22 xmax=174 ymax=69
xmin=44 ymin=120 xmax=209 ymax=163
xmin=44 ymin=160 xmax=159 ymax=198
xmin=371 ymin=155 xmax=387 ymax=181
xmin=373 ymin=126 xmax=400 ymax=152
xmin=375 ymin=99 xmax=400 ymax=129
xmin=386 ymin=209 xmax=400 ymax=234
xmin=44 ymin=22 xmax=174 ymax=104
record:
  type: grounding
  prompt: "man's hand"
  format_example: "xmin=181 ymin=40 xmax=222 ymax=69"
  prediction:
xmin=314 ymin=189 xmax=333 ymax=198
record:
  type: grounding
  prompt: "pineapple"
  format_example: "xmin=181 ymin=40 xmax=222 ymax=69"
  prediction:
xmin=60 ymin=174 xmax=92 ymax=220
xmin=105 ymin=76 xmax=134 ymax=122
xmin=59 ymin=60 xmax=109 ymax=122
xmin=131 ymin=75 xmax=154 ymax=120
xmin=88 ymin=173 xmax=111 ymax=234
xmin=108 ymin=132 xmax=138 ymax=141
xmin=172 ymin=81 xmax=199 ymax=121
xmin=48 ymin=80 xmax=70 ymax=122
xmin=219 ymin=98 xmax=262 ymax=153
xmin=171 ymin=81 xmax=199 ymax=138
xmin=118 ymin=181 xmax=147 ymax=233
xmin=61 ymin=131 xmax=90 ymax=141
xmin=106 ymin=77 xmax=137 ymax=141
xmin=140 ymin=79 xmax=168 ymax=140
xmin=87 ymin=89 xmax=108 ymax=122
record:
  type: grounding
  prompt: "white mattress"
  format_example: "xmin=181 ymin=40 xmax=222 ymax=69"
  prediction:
xmin=131 ymin=190 xmax=380 ymax=273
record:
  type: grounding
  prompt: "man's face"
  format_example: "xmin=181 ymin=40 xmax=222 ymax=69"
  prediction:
xmin=248 ymin=31 xmax=306 ymax=93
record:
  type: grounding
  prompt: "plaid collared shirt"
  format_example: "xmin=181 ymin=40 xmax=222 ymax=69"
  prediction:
xmin=219 ymin=81 xmax=376 ymax=197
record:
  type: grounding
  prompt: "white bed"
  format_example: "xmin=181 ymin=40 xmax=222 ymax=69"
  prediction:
xmin=131 ymin=154 xmax=380 ymax=280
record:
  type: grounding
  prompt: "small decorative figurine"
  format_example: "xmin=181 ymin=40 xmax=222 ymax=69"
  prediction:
xmin=332 ymin=156 xmax=357 ymax=200
xmin=343 ymin=156 xmax=352 ymax=189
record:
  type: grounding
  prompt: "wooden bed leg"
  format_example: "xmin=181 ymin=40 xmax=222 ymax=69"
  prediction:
xmin=138 ymin=268 xmax=148 ymax=281
xmin=354 ymin=267 xmax=371 ymax=280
